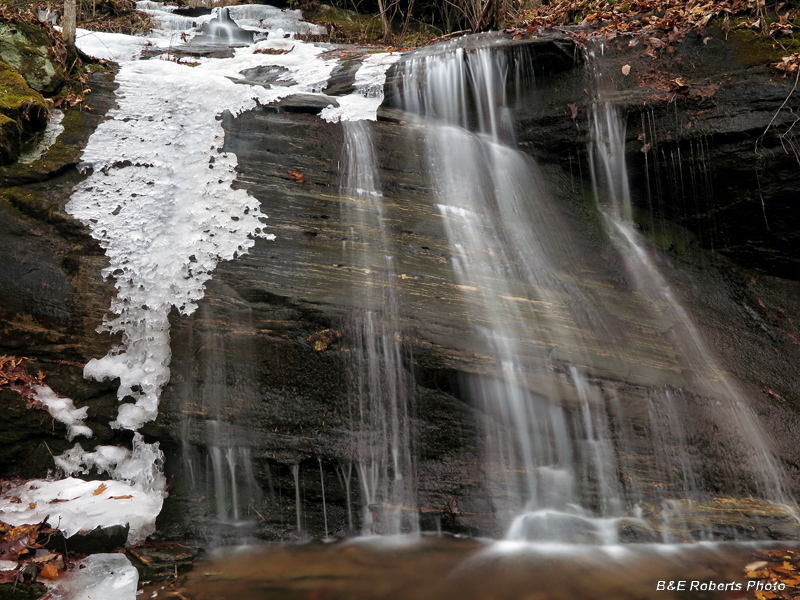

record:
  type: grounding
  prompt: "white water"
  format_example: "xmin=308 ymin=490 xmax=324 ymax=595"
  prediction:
xmin=391 ymin=39 xmax=798 ymax=543
xmin=586 ymin=46 xmax=795 ymax=509
xmin=341 ymin=120 xmax=418 ymax=535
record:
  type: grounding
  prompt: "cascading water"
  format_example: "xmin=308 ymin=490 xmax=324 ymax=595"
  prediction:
xmin=340 ymin=120 xmax=418 ymax=535
xmin=586 ymin=46 xmax=796 ymax=511
xmin=389 ymin=38 xmax=798 ymax=543
xmin=394 ymin=42 xmax=634 ymax=542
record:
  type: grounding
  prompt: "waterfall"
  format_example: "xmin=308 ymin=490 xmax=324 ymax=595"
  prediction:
xmin=586 ymin=46 xmax=796 ymax=511
xmin=340 ymin=120 xmax=418 ymax=535
xmin=395 ymin=43 xmax=632 ymax=542
xmin=388 ymin=38 xmax=798 ymax=543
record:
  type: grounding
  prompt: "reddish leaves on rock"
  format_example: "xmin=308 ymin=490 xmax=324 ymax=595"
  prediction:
xmin=288 ymin=169 xmax=306 ymax=183
xmin=0 ymin=523 xmax=41 ymax=561
xmin=508 ymin=0 xmax=800 ymax=75
xmin=0 ymin=356 xmax=43 ymax=407
xmin=568 ymin=103 xmax=579 ymax=120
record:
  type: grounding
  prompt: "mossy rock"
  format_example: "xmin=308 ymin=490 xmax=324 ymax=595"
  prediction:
xmin=0 ymin=112 xmax=20 ymax=164
xmin=0 ymin=20 xmax=65 ymax=95
xmin=0 ymin=60 xmax=47 ymax=165
xmin=0 ymin=61 xmax=47 ymax=128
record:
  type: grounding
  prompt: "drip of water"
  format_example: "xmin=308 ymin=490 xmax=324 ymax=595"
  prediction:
xmin=338 ymin=462 xmax=354 ymax=531
xmin=292 ymin=464 xmax=302 ymax=532
xmin=203 ymin=422 xmax=262 ymax=525
xmin=319 ymin=459 xmax=329 ymax=539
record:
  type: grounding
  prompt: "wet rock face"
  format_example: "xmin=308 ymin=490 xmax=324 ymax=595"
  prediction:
xmin=0 ymin=61 xmax=48 ymax=165
xmin=0 ymin=70 xmax=127 ymax=478
xmin=512 ymin=29 xmax=800 ymax=280
xmin=0 ymin=21 xmax=65 ymax=96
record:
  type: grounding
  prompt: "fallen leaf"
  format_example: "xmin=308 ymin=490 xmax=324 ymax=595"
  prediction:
xmin=32 ymin=553 xmax=59 ymax=564
xmin=254 ymin=47 xmax=292 ymax=55
xmin=568 ymin=103 xmax=579 ymax=120
xmin=108 ymin=495 xmax=133 ymax=500
xmin=92 ymin=483 xmax=108 ymax=496
xmin=28 ymin=503 xmax=35 ymax=510
xmin=39 ymin=563 xmax=58 ymax=580
xmin=288 ymin=169 xmax=306 ymax=183
xmin=621 ymin=64 xmax=631 ymax=76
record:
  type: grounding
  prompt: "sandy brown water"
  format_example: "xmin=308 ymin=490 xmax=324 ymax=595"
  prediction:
xmin=143 ymin=537 xmax=798 ymax=600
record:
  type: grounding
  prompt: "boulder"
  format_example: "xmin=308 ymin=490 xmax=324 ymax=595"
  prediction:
xmin=0 ymin=61 xmax=47 ymax=165
xmin=0 ymin=21 xmax=65 ymax=96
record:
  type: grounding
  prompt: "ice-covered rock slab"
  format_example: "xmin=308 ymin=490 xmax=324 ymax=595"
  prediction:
xmin=0 ymin=478 xmax=162 ymax=544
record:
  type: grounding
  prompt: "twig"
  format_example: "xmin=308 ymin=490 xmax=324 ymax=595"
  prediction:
xmin=753 ymin=68 xmax=800 ymax=232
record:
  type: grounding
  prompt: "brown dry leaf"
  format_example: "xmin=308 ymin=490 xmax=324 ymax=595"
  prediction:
xmin=288 ymin=169 xmax=306 ymax=183
xmin=695 ymin=83 xmax=720 ymax=102
xmin=92 ymin=483 xmax=108 ymax=496
xmin=27 ymin=503 xmax=35 ymax=510
xmin=39 ymin=563 xmax=58 ymax=580
xmin=32 ymin=553 xmax=59 ymax=564
xmin=307 ymin=329 xmax=342 ymax=352
xmin=670 ymin=77 xmax=689 ymax=93
xmin=108 ymin=495 xmax=133 ymax=500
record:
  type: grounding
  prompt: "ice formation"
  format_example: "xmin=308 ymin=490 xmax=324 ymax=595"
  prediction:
xmin=48 ymin=553 xmax=138 ymax=600
xmin=31 ymin=384 xmax=92 ymax=441
xmin=67 ymin=37 xmax=339 ymax=432
xmin=18 ymin=110 xmax=64 ymax=165
xmin=321 ymin=52 xmax=401 ymax=122
xmin=220 ymin=5 xmax=327 ymax=36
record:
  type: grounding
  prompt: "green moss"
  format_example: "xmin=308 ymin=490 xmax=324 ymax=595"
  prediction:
xmin=0 ymin=582 xmax=48 ymax=600
xmin=723 ymin=21 xmax=800 ymax=66
xmin=313 ymin=5 xmax=386 ymax=43
xmin=0 ymin=186 xmax=53 ymax=222
xmin=634 ymin=207 xmax=692 ymax=255
xmin=0 ymin=60 xmax=47 ymax=131
xmin=0 ymin=112 xmax=19 ymax=164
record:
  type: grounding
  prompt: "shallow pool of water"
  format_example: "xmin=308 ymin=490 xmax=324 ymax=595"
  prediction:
xmin=143 ymin=537 xmax=798 ymax=599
